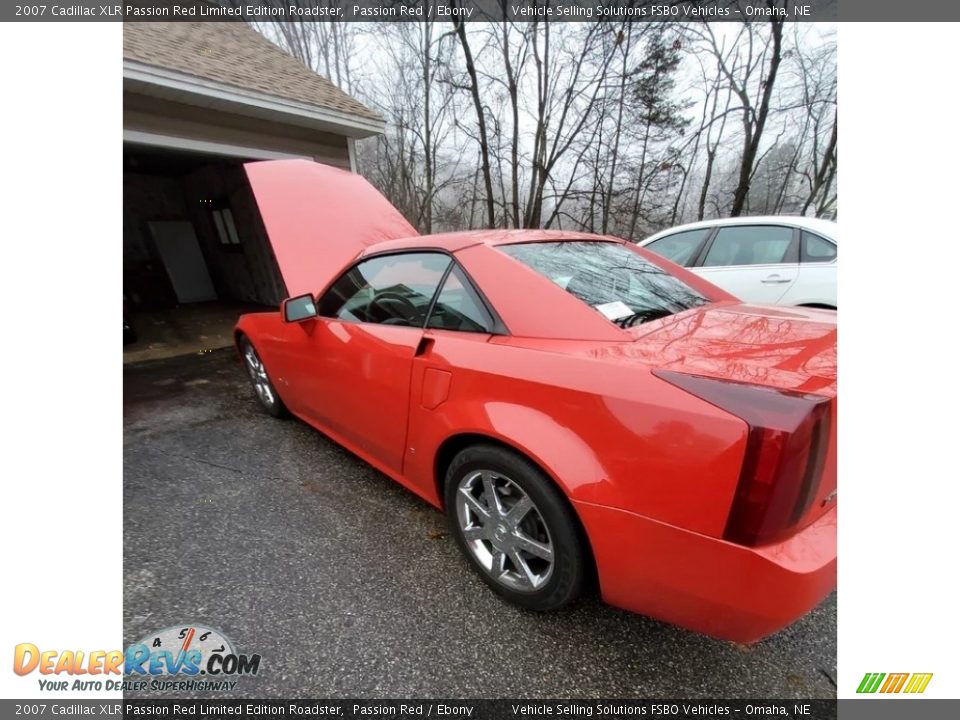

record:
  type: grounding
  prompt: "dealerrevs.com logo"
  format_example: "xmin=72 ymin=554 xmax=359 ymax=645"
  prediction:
xmin=13 ymin=624 xmax=262 ymax=692
xmin=857 ymin=672 xmax=933 ymax=694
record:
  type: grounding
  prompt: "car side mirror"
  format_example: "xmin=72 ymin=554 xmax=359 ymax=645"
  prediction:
xmin=282 ymin=294 xmax=317 ymax=323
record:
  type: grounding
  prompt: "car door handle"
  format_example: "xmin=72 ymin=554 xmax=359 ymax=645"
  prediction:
xmin=761 ymin=275 xmax=792 ymax=284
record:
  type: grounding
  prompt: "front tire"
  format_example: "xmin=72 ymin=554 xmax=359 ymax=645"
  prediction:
xmin=239 ymin=337 xmax=287 ymax=418
xmin=444 ymin=444 xmax=587 ymax=611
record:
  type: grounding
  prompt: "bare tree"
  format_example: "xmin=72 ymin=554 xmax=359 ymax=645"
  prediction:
xmin=357 ymin=21 xmax=464 ymax=233
xmin=794 ymin=30 xmax=838 ymax=216
xmin=253 ymin=2 xmax=356 ymax=93
xmin=689 ymin=20 xmax=785 ymax=217
xmin=521 ymin=23 xmax=622 ymax=228
xmin=251 ymin=18 xmax=837 ymax=232
xmin=449 ymin=13 xmax=496 ymax=227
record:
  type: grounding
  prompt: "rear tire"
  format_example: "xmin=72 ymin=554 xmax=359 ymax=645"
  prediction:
xmin=239 ymin=337 xmax=287 ymax=418
xmin=444 ymin=444 xmax=586 ymax=611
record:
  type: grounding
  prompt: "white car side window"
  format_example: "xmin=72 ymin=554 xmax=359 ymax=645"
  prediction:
xmin=702 ymin=226 xmax=794 ymax=267
xmin=801 ymin=231 xmax=837 ymax=263
xmin=645 ymin=228 xmax=711 ymax=266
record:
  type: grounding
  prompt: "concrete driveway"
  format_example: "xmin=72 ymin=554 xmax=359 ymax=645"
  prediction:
xmin=123 ymin=349 xmax=837 ymax=698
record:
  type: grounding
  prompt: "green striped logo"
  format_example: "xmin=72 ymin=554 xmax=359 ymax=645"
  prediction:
xmin=857 ymin=672 xmax=933 ymax=694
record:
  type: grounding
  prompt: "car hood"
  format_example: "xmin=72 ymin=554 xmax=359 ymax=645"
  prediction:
xmin=596 ymin=303 xmax=837 ymax=396
xmin=245 ymin=160 xmax=418 ymax=297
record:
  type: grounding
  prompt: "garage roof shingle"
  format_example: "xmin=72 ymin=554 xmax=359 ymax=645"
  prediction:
xmin=123 ymin=22 xmax=381 ymax=123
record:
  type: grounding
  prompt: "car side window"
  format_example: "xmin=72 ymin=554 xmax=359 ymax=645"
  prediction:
xmin=317 ymin=252 xmax=451 ymax=327
xmin=801 ymin=231 xmax=837 ymax=263
xmin=644 ymin=228 xmax=711 ymax=266
xmin=426 ymin=265 xmax=495 ymax=333
xmin=702 ymin=225 xmax=794 ymax=267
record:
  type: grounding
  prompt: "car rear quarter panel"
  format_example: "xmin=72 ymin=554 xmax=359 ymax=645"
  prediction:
xmin=783 ymin=263 xmax=837 ymax=307
xmin=405 ymin=333 xmax=749 ymax=538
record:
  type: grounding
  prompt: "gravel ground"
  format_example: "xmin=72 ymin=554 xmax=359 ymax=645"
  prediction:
xmin=123 ymin=349 xmax=837 ymax=699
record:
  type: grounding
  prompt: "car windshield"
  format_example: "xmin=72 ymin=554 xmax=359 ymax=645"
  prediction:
xmin=500 ymin=241 xmax=708 ymax=327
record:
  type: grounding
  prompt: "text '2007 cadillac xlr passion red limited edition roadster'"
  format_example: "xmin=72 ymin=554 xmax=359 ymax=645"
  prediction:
xmin=235 ymin=160 xmax=836 ymax=643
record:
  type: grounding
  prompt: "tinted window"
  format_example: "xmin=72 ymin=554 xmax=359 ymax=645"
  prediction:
xmin=801 ymin=231 xmax=837 ymax=262
xmin=703 ymin=226 xmax=794 ymax=267
xmin=426 ymin=265 xmax=495 ymax=333
xmin=317 ymin=252 xmax=450 ymax=327
xmin=500 ymin=241 xmax=707 ymax=328
xmin=645 ymin=228 xmax=711 ymax=266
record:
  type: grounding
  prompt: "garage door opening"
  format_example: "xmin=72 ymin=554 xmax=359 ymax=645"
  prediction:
xmin=123 ymin=145 xmax=286 ymax=363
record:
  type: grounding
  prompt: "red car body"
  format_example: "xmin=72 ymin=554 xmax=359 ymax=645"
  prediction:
xmin=236 ymin=160 xmax=837 ymax=642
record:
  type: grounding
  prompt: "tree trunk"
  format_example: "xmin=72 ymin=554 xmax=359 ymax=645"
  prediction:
xmin=422 ymin=22 xmax=433 ymax=233
xmin=802 ymin=110 xmax=838 ymax=215
xmin=730 ymin=20 xmax=784 ymax=216
xmin=502 ymin=21 xmax=522 ymax=228
xmin=452 ymin=18 xmax=496 ymax=227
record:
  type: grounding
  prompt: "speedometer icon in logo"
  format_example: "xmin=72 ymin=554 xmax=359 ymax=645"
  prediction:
xmin=140 ymin=625 xmax=235 ymax=673
xmin=127 ymin=623 xmax=261 ymax=679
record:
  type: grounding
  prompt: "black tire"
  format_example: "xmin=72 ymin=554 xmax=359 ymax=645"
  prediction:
xmin=444 ymin=443 xmax=587 ymax=611
xmin=239 ymin=336 xmax=288 ymax=418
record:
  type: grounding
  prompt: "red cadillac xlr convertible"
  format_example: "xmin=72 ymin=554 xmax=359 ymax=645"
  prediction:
xmin=235 ymin=160 xmax=837 ymax=642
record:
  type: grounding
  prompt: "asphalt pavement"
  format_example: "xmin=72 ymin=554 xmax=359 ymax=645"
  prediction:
xmin=123 ymin=349 xmax=837 ymax=699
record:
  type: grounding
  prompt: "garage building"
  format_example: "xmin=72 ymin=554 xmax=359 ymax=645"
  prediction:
xmin=123 ymin=22 xmax=383 ymax=361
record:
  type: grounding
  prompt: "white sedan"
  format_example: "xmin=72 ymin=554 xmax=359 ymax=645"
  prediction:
xmin=638 ymin=216 xmax=837 ymax=309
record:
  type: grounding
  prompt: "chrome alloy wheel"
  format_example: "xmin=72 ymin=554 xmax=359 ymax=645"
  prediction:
xmin=455 ymin=470 xmax=555 ymax=592
xmin=243 ymin=344 xmax=275 ymax=407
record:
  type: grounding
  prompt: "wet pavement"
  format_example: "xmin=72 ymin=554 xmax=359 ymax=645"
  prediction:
xmin=123 ymin=349 xmax=837 ymax=699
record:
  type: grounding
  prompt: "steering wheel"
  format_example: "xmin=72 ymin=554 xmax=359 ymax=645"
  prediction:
xmin=365 ymin=291 xmax=420 ymax=325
